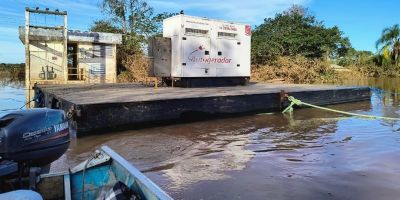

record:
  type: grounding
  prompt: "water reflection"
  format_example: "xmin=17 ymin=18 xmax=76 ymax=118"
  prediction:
xmin=51 ymin=100 xmax=379 ymax=198
xmin=340 ymin=77 xmax=400 ymax=106
xmin=0 ymin=77 xmax=25 ymax=117
xmin=53 ymin=117 xmax=258 ymax=191
xmin=0 ymin=75 xmax=24 ymax=88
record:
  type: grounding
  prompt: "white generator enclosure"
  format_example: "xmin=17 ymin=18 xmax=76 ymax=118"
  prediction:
xmin=150 ymin=14 xmax=251 ymax=86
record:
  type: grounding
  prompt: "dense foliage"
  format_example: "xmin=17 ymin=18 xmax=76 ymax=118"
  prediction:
xmin=337 ymin=50 xmax=375 ymax=67
xmin=376 ymin=24 xmax=400 ymax=67
xmin=100 ymin=0 xmax=172 ymax=37
xmin=251 ymin=6 xmax=351 ymax=65
xmin=0 ymin=63 xmax=25 ymax=80
xmin=336 ymin=24 xmax=400 ymax=77
xmin=94 ymin=0 xmax=175 ymax=48
xmin=0 ymin=63 xmax=24 ymax=70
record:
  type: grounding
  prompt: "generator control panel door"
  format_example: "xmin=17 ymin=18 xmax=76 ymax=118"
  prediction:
xmin=216 ymin=39 xmax=240 ymax=77
xmin=182 ymin=36 xmax=213 ymax=77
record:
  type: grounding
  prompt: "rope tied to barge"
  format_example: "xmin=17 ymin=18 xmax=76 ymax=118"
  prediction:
xmin=282 ymin=96 xmax=400 ymax=121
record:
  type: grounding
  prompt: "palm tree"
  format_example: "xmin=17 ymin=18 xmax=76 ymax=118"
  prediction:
xmin=376 ymin=24 xmax=400 ymax=66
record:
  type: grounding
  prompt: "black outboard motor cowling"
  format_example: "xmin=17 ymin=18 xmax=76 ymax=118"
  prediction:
xmin=0 ymin=108 xmax=70 ymax=167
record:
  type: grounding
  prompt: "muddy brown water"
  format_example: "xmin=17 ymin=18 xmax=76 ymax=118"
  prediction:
xmin=1 ymin=78 xmax=400 ymax=200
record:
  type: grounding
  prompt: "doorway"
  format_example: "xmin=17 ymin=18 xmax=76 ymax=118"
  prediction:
xmin=67 ymin=44 xmax=79 ymax=80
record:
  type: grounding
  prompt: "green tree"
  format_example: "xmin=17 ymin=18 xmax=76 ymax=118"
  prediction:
xmin=376 ymin=24 xmax=400 ymax=66
xmin=92 ymin=0 xmax=175 ymax=73
xmin=99 ymin=0 xmax=174 ymax=38
xmin=337 ymin=48 xmax=374 ymax=67
xmin=90 ymin=20 xmax=121 ymax=33
xmin=96 ymin=0 xmax=175 ymax=55
xmin=90 ymin=20 xmax=143 ymax=73
xmin=252 ymin=5 xmax=351 ymax=64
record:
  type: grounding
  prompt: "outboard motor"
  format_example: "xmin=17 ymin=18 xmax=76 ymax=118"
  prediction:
xmin=0 ymin=108 xmax=70 ymax=190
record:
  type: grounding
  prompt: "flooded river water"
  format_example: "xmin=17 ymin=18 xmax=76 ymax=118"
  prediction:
xmin=1 ymin=78 xmax=400 ymax=200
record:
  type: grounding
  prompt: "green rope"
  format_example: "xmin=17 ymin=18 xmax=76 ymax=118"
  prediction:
xmin=282 ymin=96 xmax=400 ymax=121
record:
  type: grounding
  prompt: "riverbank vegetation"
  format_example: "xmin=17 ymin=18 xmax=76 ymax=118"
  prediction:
xmin=88 ymin=1 xmax=400 ymax=84
xmin=338 ymin=24 xmax=400 ymax=77
xmin=251 ymin=56 xmax=338 ymax=84
xmin=251 ymin=6 xmax=350 ymax=83
xmin=0 ymin=63 xmax=24 ymax=80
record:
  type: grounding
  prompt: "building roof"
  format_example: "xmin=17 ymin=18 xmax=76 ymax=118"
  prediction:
xmin=19 ymin=27 xmax=122 ymax=44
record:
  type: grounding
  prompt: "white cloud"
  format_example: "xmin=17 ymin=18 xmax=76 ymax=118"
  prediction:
xmin=149 ymin=0 xmax=311 ymax=25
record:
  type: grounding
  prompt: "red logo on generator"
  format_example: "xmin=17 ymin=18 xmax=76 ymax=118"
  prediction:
xmin=190 ymin=45 xmax=204 ymax=55
xmin=245 ymin=25 xmax=251 ymax=36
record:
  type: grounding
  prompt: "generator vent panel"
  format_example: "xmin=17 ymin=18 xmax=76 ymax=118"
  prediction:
xmin=148 ymin=37 xmax=172 ymax=77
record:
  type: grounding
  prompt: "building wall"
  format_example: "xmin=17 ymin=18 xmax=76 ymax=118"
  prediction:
xmin=28 ymin=41 xmax=65 ymax=84
xmin=22 ymin=27 xmax=121 ymax=108
xmin=77 ymin=43 xmax=117 ymax=83
xmin=25 ymin=41 xmax=66 ymax=108
xmin=26 ymin=41 xmax=117 ymax=85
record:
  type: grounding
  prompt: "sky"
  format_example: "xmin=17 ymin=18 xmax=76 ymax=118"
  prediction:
xmin=0 ymin=0 xmax=399 ymax=63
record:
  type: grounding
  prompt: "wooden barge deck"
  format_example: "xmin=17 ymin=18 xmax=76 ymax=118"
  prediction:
xmin=34 ymin=83 xmax=371 ymax=135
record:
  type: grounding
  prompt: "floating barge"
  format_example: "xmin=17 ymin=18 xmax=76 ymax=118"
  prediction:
xmin=34 ymin=83 xmax=370 ymax=135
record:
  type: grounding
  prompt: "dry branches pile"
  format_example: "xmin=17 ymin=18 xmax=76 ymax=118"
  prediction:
xmin=251 ymin=56 xmax=339 ymax=84
xmin=117 ymin=54 xmax=152 ymax=83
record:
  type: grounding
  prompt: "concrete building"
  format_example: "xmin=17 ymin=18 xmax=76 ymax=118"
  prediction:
xmin=19 ymin=8 xmax=122 ymax=86
xmin=19 ymin=7 xmax=122 ymax=107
